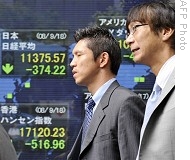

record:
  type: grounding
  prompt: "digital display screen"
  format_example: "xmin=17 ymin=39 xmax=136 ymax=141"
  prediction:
xmin=96 ymin=16 xmax=134 ymax=63
xmin=0 ymin=0 xmax=174 ymax=159
xmin=1 ymin=30 xmax=68 ymax=77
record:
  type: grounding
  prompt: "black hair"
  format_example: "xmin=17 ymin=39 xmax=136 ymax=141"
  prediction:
xmin=126 ymin=1 xmax=175 ymax=49
xmin=74 ymin=26 xmax=122 ymax=75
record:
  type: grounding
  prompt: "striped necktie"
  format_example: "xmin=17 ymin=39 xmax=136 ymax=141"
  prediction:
xmin=82 ymin=97 xmax=95 ymax=143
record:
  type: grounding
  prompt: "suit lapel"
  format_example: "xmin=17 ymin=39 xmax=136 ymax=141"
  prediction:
xmin=80 ymin=80 xmax=120 ymax=154
xmin=67 ymin=127 xmax=83 ymax=160
xmin=80 ymin=107 xmax=105 ymax=153
xmin=139 ymin=69 xmax=175 ymax=151
xmin=142 ymin=69 xmax=175 ymax=135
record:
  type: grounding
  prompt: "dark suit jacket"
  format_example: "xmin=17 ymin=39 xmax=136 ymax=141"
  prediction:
xmin=0 ymin=124 xmax=18 ymax=160
xmin=139 ymin=69 xmax=175 ymax=160
xmin=67 ymin=80 xmax=145 ymax=160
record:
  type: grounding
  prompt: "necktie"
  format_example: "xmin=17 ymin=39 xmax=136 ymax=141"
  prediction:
xmin=82 ymin=97 xmax=95 ymax=143
xmin=136 ymin=83 xmax=162 ymax=160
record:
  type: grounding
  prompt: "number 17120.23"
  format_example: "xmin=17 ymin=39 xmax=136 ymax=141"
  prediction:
xmin=20 ymin=127 xmax=66 ymax=138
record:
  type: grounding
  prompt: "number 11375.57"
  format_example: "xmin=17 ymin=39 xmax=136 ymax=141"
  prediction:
xmin=21 ymin=52 xmax=66 ymax=63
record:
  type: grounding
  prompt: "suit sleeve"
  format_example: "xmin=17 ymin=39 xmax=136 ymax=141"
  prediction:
xmin=118 ymin=95 xmax=145 ymax=160
xmin=0 ymin=124 xmax=18 ymax=160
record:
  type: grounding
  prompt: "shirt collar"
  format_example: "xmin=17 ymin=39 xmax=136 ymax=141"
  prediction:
xmin=156 ymin=55 xmax=175 ymax=90
xmin=92 ymin=77 xmax=116 ymax=112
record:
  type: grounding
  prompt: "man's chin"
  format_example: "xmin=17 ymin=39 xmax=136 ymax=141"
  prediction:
xmin=133 ymin=55 xmax=141 ymax=64
xmin=133 ymin=57 xmax=138 ymax=63
xmin=75 ymin=80 xmax=84 ymax=86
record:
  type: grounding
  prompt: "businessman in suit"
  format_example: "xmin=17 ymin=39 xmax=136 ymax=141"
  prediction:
xmin=0 ymin=124 xmax=18 ymax=160
xmin=125 ymin=2 xmax=175 ymax=160
xmin=67 ymin=26 xmax=145 ymax=160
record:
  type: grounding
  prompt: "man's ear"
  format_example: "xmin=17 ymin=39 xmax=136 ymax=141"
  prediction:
xmin=162 ymin=28 xmax=174 ymax=41
xmin=99 ymin=52 xmax=109 ymax=68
